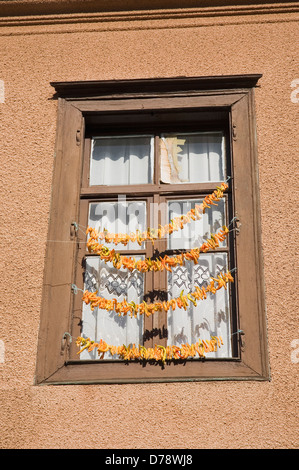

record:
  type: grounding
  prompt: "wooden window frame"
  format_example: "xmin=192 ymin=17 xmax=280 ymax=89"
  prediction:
xmin=35 ymin=75 xmax=269 ymax=385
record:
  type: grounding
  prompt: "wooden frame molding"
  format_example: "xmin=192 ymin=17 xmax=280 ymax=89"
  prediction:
xmin=35 ymin=74 xmax=269 ymax=385
xmin=1 ymin=1 xmax=296 ymax=18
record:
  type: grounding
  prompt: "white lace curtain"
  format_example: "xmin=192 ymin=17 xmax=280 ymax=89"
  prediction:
xmin=88 ymin=200 xmax=147 ymax=250
xmin=167 ymin=198 xmax=231 ymax=358
xmin=80 ymin=201 xmax=147 ymax=360
xmin=168 ymin=198 xmax=226 ymax=250
xmin=90 ymin=132 xmax=224 ymax=186
xmin=167 ymin=254 xmax=232 ymax=358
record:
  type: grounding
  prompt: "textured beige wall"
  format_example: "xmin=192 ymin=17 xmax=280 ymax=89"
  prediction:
xmin=0 ymin=2 xmax=298 ymax=449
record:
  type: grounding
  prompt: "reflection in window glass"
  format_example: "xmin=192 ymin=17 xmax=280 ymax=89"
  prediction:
xmin=160 ymin=132 xmax=225 ymax=184
xmin=90 ymin=135 xmax=154 ymax=186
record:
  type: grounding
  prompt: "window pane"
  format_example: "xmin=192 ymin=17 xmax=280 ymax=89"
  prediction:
xmin=160 ymin=132 xmax=225 ymax=184
xmin=167 ymin=198 xmax=226 ymax=250
xmin=167 ymin=253 xmax=232 ymax=358
xmin=80 ymin=257 xmax=144 ymax=360
xmin=90 ymin=135 xmax=154 ymax=186
xmin=88 ymin=200 xmax=147 ymax=250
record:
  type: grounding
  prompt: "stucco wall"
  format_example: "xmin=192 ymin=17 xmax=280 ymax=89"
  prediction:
xmin=0 ymin=2 xmax=298 ymax=449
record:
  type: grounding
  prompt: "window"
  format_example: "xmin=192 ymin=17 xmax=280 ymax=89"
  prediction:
xmin=36 ymin=75 xmax=269 ymax=384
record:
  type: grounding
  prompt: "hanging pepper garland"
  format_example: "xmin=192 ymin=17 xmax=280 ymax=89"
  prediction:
xmin=86 ymin=181 xmax=229 ymax=247
xmin=81 ymin=269 xmax=234 ymax=318
xmin=76 ymin=335 xmax=224 ymax=362
xmin=76 ymin=181 xmax=231 ymax=361
xmin=86 ymin=225 xmax=229 ymax=273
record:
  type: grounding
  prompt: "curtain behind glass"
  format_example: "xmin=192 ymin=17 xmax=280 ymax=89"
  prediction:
xmin=166 ymin=199 xmax=232 ymax=358
xmin=160 ymin=132 xmax=225 ymax=184
xmin=90 ymin=136 xmax=154 ymax=186
xmin=88 ymin=200 xmax=147 ymax=250
xmin=167 ymin=254 xmax=232 ymax=358
xmin=80 ymin=257 xmax=144 ymax=360
xmin=167 ymin=198 xmax=226 ymax=250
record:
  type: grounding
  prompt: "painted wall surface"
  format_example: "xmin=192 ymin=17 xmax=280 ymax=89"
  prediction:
xmin=0 ymin=2 xmax=298 ymax=449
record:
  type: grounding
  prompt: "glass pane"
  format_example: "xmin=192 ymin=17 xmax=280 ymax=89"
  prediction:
xmin=160 ymin=132 xmax=225 ymax=184
xmin=88 ymin=200 xmax=147 ymax=250
xmin=90 ymin=135 xmax=154 ymax=186
xmin=80 ymin=257 xmax=144 ymax=360
xmin=167 ymin=253 xmax=232 ymax=358
xmin=167 ymin=198 xmax=226 ymax=250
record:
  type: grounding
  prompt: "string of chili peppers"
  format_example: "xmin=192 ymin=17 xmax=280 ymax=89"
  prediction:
xmin=76 ymin=335 xmax=224 ymax=362
xmin=81 ymin=269 xmax=234 ymax=318
xmin=86 ymin=181 xmax=229 ymax=247
xmin=87 ymin=225 xmax=229 ymax=273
